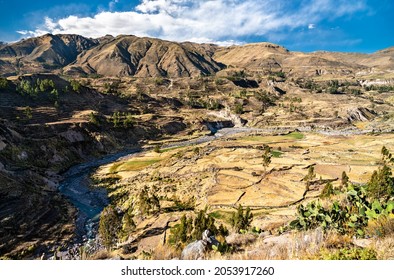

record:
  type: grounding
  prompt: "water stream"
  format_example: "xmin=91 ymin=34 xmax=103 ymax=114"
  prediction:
xmin=57 ymin=127 xmax=255 ymax=249
xmin=58 ymin=149 xmax=141 ymax=244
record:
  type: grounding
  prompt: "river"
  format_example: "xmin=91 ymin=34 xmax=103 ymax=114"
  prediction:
xmin=56 ymin=125 xmax=372 ymax=258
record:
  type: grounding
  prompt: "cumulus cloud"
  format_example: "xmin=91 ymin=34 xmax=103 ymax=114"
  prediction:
xmin=21 ymin=0 xmax=367 ymax=45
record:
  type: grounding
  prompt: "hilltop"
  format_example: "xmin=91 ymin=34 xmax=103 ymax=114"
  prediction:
xmin=1 ymin=34 xmax=394 ymax=79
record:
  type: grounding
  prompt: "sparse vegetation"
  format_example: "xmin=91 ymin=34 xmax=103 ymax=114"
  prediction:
xmin=0 ymin=77 xmax=8 ymax=89
xmin=98 ymin=206 xmax=122 ymax=250
xmin=261 ymin=144 xmax=272 ymax=172
xmin=70 ymin=79 xmax=82 ymax=92
xmin=230 ymin=205 xmax=253 ymax=233
xmin=110 ymin=112 xmax=135 ymax=128
xmin=169 ymin=207 xmax=229 ymax=250
xmin=289 ymin=147 xmax=394 ymax=239
xmin=2 ymin=34 xmax=394 ymax=261
xmin=234 ymin=102 xmax=244 ymax=114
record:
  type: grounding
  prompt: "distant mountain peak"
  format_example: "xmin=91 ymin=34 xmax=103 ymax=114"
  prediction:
xmin=0 ymin=34 xmax=393 ymax=78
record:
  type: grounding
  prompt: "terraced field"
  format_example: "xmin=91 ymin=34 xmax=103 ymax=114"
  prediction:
xmin=91 ymin=131 xmax=394 ymax=256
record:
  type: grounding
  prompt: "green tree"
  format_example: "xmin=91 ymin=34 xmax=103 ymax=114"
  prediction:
xmin=169 ymin=214 xmax=193 ymax=247
xmin=367 ymin=147 xmax=394 ymax=201
xmin=154 ymin=144 xmax=162 ymax=153
xmin=320 ymin=182 xmax=335 ymax=198
xmin=123 ymin=113 xmax=134 ymax=128
xmin=89 ymin=112 xmax=100 ymax=126
xmin=230 ymin=205 xmax=253 ymax=233
xmin=111 ymin=112 xmax=121 ymax=128
xmin=341 ymin=171 xmax=349 ymax=189
xmin=23 ymin=106 xmax=33 ymax=120
xmin=119 ymin=208 xmax=136 ymax=241
xmin=99 ymin=206 xmax=122 ymax=250
xmin=234 ymin=103 xmax=244 ymax=114
xmin=0 ymin=77 xmax=8 ymax=89
xmin=262 ymin=144 xmax=272 ymax=173
xmin=192 ymin=207 xmax=217 ymax=240
xmin=137 ymin=188 xmax=161 ymax=215
xmin=38 ymin=79 xmax=55 ymax=92
xmin=303 ymin=166 xmax=316 ymax=188
xmin=70 ymin=80 xmax=82 ymax=93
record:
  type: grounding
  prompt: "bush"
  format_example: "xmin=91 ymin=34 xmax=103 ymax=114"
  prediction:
xmin=367 ymin=146 xmax=394 ymax=201
xmin=138 ymin=188 xmax=160 ymax=215
xmin=99 ymin=206 xmax=122 ymax=250
xmin=70 ymin=80 xmax=82 ymax=92
xmin=321 ymin=247 xmax=377 ymax=260
xmin=154 ymin=144 xmax=162 ymax=153
xmin=230 ymin=205 xmax=253 ymax=233
xmin=104 ymin=81 xmax=120 ymax=94
xmin=89 ymin=112 xmax=101 ymax=126
xmin=234 ymin=103 xmax=244 ymax=114
xmin=111 ymin=112 xmax=135 ymax=128
xmin=289 ymin=149 xmax=394 ymax=237
xmin=169 ymin=207 xmax=228 ymax=249
xmin=320 ymin=182 xmax=335 ymax=198
xmin=261 ymin=144 xmax=272 ymax=172
xmin=0 ymin=77 xmax=8 ymax=89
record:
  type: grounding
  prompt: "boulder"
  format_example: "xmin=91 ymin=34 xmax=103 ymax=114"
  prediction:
xmin=180 ymin=230 xmax=219 ymax=260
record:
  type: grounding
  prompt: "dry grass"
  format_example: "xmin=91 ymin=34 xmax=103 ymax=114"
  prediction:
xmin=88 ymin=250 xmax=112 ymax=260
xmin=110 ymin=159 xmax=161 ymax=173
xmin=373 ymin=234 xmax=394 ymax=259
xmin=365 ymin=215 xmax=394 ymax=238
xmin=211 ymin=229 xmax=356 ymax=260
xmin=150 ymin=244 xmax=181 ymax=260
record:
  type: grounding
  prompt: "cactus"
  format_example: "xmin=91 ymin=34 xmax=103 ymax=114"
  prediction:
xmin=289 ymin=182 xmax=393 ymax=237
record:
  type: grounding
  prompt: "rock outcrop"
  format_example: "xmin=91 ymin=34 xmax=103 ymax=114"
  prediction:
xmin=347 ymin=107 xmax=376 ymax=122
xmin=180 ymin=230 xmax=219 ymax=260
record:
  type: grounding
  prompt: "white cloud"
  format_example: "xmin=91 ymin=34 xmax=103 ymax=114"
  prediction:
xmin=109 ymin=0 xmax=120 ymax=11
xmin=21 ymin=0 xmax=367 ymax=45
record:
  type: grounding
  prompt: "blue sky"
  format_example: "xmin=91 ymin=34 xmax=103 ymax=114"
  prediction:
xmin=0 ymin=0 xmax=393 ymax=53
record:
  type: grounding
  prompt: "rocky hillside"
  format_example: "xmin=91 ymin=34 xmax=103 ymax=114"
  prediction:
xmin=64 ymin=36 xmax=223 ymax=77
xmin=0 ymin=34 xmax=98 ymax=75
xmin=1 ymin=34 xmax=393 ymax=78
xmin=213 ymin=43 xmax=394 ymax=78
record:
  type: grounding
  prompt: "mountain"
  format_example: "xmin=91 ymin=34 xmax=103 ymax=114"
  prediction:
xmin=0 ymin=34 xmax=98 ymax=75
xmin=0 ymin=34 xmax=393 ymax=78
xmin=64 ymin=35 xmax=224 ymax=77
xmin=213 ymin=43 xmax=394 ymax=77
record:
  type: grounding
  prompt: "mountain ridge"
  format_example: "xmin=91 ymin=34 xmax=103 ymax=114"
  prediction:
xmin=0 ymin=33 xmax=393 ymax=78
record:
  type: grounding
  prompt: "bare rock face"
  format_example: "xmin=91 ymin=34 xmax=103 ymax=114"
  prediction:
xmin=180 ymin=230 xmax=219 ymax=260
xmin=60 ymin=130 xmax=85 ymax=143
xmin=347 ymin=107 xmax=376 ymax=122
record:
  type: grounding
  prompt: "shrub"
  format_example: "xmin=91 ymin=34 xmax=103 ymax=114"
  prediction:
xmin=261 ymin=144 xmax=272 ymax=172
xmin=320 ymin=182 xmax=335 ymax=198
xmin=169 ymin=207 xmax=228 ymax=249
xmin=0 ymin=77 xmax=8 ymax=89
xmin=104 ymin=81 xmax=120 ymax=94
xmin=367 ymin=146 xmax=394 ymax=201
xmin=321 ymin=247 xmax=377 ymax=260
xmin=154 ymin=144 xmax=162 ymax=153
xmin=230 ymin=205 xmax=253 ymax=233
xmin=234 ymin=103 xmax=244 ymax=114
xmin=70 ymin=80 xmax=82 ymax=92
xmin=89 ymin=112 xmax=101 ymax=126
xmin=138 ymin=188 xmax=160 ymax=215
xmin=99 ymin=206 xmax=122 ymax=250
